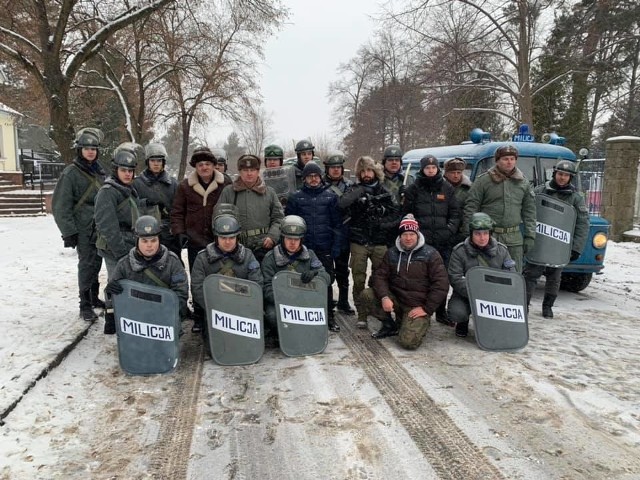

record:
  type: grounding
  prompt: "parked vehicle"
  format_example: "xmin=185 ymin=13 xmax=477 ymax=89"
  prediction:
xmin=402 ymin=125 xmax=609 ymax=292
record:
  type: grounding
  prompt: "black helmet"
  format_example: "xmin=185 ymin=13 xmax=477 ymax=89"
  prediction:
xmin=553 ymin=159 xmax=577 ymax=176
xmin=295 ymin=140 xmax=314 ymax=153
xmin=144 ymin=143 xmax=167 ymax=166
xmin=281 ymin=215 xmax=307 ymax=238
xmin=494 ymin=145 xmax=518 ymax=161
xmin=323 ymin=151 xmax=346 ymax=167
xmin=469 ymin=212 xmax=494 ymax=232
xmin=134 ymin=215 xmax=161 ymax=237
xmin=112 ymin=142 xmax=142 ymax=172
xmin=382 ymin=145 xmax=403 ymax=164
xmin=213 ymin=214 xmax=241 ymax=238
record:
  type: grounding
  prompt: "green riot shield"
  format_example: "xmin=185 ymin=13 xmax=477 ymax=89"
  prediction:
xmin=203 ymin=275 xmax=264 ymax=365
xmin=527 ymin=193 xmax=577 ymax=267
xmin=272 ymin=271 xmax=329 ymax=357
xmin=113 ymin=280 xmax=180 ymax=375
xmin=466 ymin=267 xmax=529 ymax=352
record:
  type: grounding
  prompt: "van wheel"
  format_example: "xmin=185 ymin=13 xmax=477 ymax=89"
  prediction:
xmin=560 ymin=273 xmax=593 ymax=292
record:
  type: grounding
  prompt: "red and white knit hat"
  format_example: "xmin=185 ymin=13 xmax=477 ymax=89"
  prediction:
xmin=398 ymin=214 xmax=419 ymax=234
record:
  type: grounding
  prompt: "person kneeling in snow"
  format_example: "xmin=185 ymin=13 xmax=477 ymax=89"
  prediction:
xmin=360 ymin=214 xmax=449 ymax=349
xmin=103 ymin=216 xmax=189 ymax=334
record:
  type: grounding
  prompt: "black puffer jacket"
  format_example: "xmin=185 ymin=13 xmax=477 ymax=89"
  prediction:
xmin=403 ymin=170 xmax=461 ymax=248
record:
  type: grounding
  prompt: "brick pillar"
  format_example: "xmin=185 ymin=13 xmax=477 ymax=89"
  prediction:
xmin=602 ymin=136 xmax=640 ymax=241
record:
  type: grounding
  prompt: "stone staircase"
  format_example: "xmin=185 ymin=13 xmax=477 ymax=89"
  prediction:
xmin=0 ymin=173 xmax=47 ymax=216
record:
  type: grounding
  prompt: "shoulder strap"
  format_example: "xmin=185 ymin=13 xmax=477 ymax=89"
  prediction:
xmin=72 ymin=165 xmax=102 ymax=212
xmin=143 ymin=268 xmax=169 ymax=288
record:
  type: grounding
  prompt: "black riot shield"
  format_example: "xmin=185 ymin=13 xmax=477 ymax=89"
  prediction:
xmin=466 ymin=267 xmax=528 ymax=352
xmin=203 ymin=275 xmax=264 ymax=365
xmin=113 ymin=280 xmax=181 ymax=375
xmin=526 ymin=193 xmax=577 ymax=267
xmin=262 ymin=166 xmax=297 ymax=202
xmin=272 ymin=271 xmax=329 ymax=357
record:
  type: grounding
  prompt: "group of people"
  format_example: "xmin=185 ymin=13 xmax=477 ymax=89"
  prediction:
xmin=52 ymin=128 xmax=589 ymax=351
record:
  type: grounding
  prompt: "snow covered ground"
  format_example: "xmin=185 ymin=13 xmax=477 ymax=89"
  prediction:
xmin=1 ymin=215 xmax=639 ymax=479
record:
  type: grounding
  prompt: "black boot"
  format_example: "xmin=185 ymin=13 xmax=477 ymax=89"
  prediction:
xmin=336 ymin=286 xmax=355 ymax=315
xmin=542 ymin=294 xmax=556 ymax=318
xmin=104 ymin=311 xmax=116 ymax=334
xmin=79 ymin=290 xmax=98 ymax=321
xmin=90 ymin=282 xmax=106 ymax=309
xmin=455 ymin=321 xmax=469 ymax=338
xmin=328 ymin=311 xmax=340 ymax=332
xmin=435 ymin=302 xmax=454 ymax=326
xmin=372 ymin=314 xmax=398 ymax=339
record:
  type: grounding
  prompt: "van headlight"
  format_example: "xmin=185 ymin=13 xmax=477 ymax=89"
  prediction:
xmin=593 ymin=232 xmax=607 ymax=249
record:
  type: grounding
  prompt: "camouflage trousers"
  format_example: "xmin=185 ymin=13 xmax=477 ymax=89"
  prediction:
xmin=360 ymin=289 xmax=431 ymax=350
xmin=349 ymin=242 xmax=387 ymax=321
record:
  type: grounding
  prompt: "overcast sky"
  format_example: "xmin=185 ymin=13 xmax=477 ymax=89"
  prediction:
xmin=207 ymin=0 xmax=380 ymax=151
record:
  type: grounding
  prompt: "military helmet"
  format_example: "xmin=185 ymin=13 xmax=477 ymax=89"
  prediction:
xmin=213 ymin=203 xmax=240 ymax=222
xmin=213 ymin=214 xmax=241 ymax=238
xmin=74 ymin=127 xmax=103 ymax=149
xmin=281 ymin=215 xmax=307 ymax=238
xmin=469 ymin=212 xmax=495 ymax=232
xmin=382 ymin=145 xmax=403 ymax=164
xmin=144 ymin=143 xmax=167 ymax=166
xmin=323 ymin=151 xmax=346 ymax=167
xmin=295 ymin=139 xmax=314 ymax=153
xmin=264 ymin=144 xmax=284 ymax=158
xmin=134 ymin=215 xmax=161 ymax=237
xmin=112 ymin=142 xmax=142 ymax=171
xmin=494 ymin=145 xmax=518 ymax=161
xmin=553 ymin=159 xmax=577 ymax=176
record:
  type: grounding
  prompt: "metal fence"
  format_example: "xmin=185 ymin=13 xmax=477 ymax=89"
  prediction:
xmin=19 ymin=150 xmax=65 ymax=190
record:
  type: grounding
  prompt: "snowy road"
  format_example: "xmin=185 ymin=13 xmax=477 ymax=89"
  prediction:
xmin=1 ymin=217 xmax=639 ymax=479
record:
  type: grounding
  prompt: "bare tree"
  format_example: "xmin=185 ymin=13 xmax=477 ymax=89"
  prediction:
xmin=0 ymin=0 xmax=175 ymax=162
xmin=236 ymin=106 xmax=273 ymax=156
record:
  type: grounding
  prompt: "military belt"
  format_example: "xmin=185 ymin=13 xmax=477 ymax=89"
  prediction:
xmin=493 ymin=225 xmax=520 ymax=234
xmin=245 ymin=227 xmax=269 ymax=237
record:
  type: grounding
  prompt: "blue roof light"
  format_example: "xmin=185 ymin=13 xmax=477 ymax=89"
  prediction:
xmin=469 ymin=128 xmax=491 ymax=144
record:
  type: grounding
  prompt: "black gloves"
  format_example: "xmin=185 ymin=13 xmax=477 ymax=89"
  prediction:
xmin=105 ymin=280 xmax=123 ymax=296
xmin=570 ymin=250 xmax=580 ymax=261
xmin=300 ymin=270 xmax=318 ymax=284
xmin=63 ymin=234 xmax=78 ymax=249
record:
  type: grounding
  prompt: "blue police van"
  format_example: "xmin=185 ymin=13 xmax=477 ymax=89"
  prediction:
xmin=402 ymin=125 xmax=609 ymax=292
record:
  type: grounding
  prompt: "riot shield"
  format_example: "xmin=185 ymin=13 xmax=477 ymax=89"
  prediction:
xmin=466 ymin=267 xmax=528 ymax=352
xmin=526 ymin=193 xmax=577 ymax=267
xmin=262 ymin=165 xmax=297 ymax=202
xmin=113 ymin=280 xmax=180 ymax=375
xmin=203 ymin=275 xmax=264 ymax=365
xmin=272 ymin=271 xmax=329 ymax=357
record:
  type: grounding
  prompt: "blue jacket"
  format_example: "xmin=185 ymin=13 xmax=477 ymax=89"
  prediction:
xmin=285 ymin=183 xmax=341 ymax=256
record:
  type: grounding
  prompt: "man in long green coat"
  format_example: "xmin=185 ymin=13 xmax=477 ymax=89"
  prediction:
xmin=52 ymin=128 xmax=106 ymax=321
xmin=462 ymin=145 xmax=536 ymax=273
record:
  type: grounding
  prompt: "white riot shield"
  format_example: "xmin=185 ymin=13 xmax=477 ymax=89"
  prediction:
xmin=272 ymin=271 xmax=329 ymax=357
xmin=466 ymin=267 xmax=529 ymax=352
xmin=527 ymin=193 xmax=577 ymax=267
xmin=203 ymin=275 xmax=264 ymax=365
xmin=262 ymin=165 xmax=297 ymax=201
xmin=113 ymin=280 xmax=180 ymax=375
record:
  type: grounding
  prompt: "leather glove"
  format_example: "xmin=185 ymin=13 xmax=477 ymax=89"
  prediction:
xmin=63 ymin=234 xmax=78 ymax=249
xmin=300 ymin=270 xmax=318 ymax=284
xmin=179 ymin=234 xmax=189 ymax=248
xmin=570 ymin=250 xmax=581 ymax=261
xmin=105 ymin=280 xmax=124 ymax=296
xmin=523 ymin=237 xmax=535 ymax=254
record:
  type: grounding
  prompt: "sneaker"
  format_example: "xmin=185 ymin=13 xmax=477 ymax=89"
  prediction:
xmin=455 ymin=322 xmax=468 ymax=338
xmin=356 ymin=319 xmax=367 ymax=329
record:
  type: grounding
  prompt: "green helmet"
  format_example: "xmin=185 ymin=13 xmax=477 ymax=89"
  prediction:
xmin=213 ymin=214 xmax=241 ymax=238
xmin=383 ymin=145 xmax=403 ymax=161
xmin=295 ymin=139 xmax=314 ymax=153
xmin=281 ymin=215 xmax=307 ymax=238
xmin=264 ymin=144 xmax=284 ymax=158
xmin=469 ymin=212 xmax=494 ymax=232
xmin=553 ymin=159 xmax=577 ymax=176
xmin=134 ymin=215 xmax=161 ymax=237
xmin=323 ymin=151 xmax=346 ymax=167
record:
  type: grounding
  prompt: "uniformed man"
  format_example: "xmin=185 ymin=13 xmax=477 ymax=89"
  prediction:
xmin=264 ymin=144 xmax=284 ymax=169
xmin=447 ymin=212 xmax=516 ymax=337
xmin=443 ymin=157 xmax=472 ymax=247
xmin=463 ymin=145 xmax=536 ymax=273
xmin=52 ymin=127 xmax=106 ymax=321
xmin=323 ymin=151 xmax=355 ymax=315
xmin=381 ymin=144 xmax=414 ymax=205
xmin=523 ymin=160 xmax=589 ymax=318
xmin=292 ymin=139 xmax=316 ymax=189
